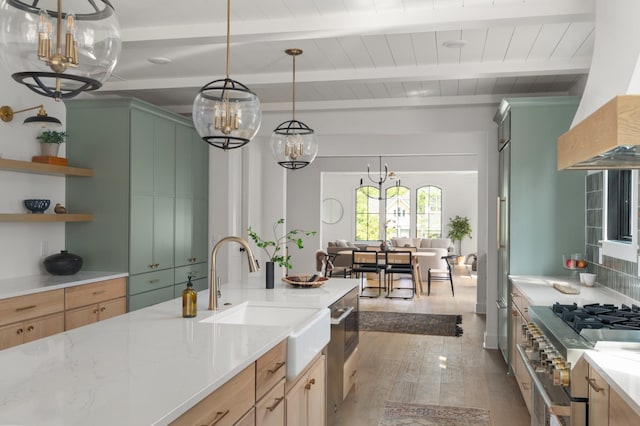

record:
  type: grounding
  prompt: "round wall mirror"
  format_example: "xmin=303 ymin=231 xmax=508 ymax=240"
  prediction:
xmin=322 ymin=198 xmax=343 ymax=224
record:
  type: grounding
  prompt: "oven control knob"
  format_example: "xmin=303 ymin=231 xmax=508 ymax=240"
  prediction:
xmin=553 ymin=366 xmax=571 ymax=387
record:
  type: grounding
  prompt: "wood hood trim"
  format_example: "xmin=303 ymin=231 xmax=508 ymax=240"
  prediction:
xmin=558 ymin=95 xmax=640 ymax=170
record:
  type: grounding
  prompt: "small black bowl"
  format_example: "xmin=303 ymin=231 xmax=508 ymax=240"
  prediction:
xmin=44 ymin=250 xmax=83 ymax=275
xmin=24 ymin=199 xmax=50 ymax=214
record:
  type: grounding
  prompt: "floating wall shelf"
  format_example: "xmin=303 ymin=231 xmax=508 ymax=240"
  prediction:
xmin=0 ymin=158 xmax=93 ymax=177
xmin=0 ymin=214 xmax=94 ymax=223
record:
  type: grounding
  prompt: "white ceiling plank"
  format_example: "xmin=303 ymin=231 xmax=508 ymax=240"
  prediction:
xmin=459 ymin=28 xmax=487 ymax=63
xmin=361 ymin=34 xmax=397 ymax=67
xmin=439 ymin=80 xmax=459 ymax=96
xmin=366 ymin=83 xmax=392 ymax=98
xmin=384 ymin=81 xmax=409 ymax=98
xmin=280 ymin=0 xmax=321 ymax=18
xmin=312 ymin=0 xmax=349 ymax=15
xmin=420 ymin=80 xmax=443 ymax=97
xmin=551 ymin=22 xmax=595 ymax=60
xmin=350 ymin=83 xmax=375 ymax=99
xmin=573 ymin=29 xmax=595 ymax=58
xmin=482 ymin=26 xmax=515 ymax=62
xmin=474 ymin=77 xmax=497 ymax=95
xmin=386 ymin=33 xmax=418 ymax=66
xmin=313 ymin=38 xmax=354 ymax=69
xmin=527 ymin=23 xmax=570 ymax=59
xmin=402 ymin=81 xmax=425 ymax=97
xmin=458 ymin=78 xmax=478 ymax=96
xmin=437 ymin=30 xmax=465 ymax=64
xmin=411 ymin=32 xmax=438 ymax=66
xmin=493 ymin=76 xmax=517 ymax=93
xmin=504 ymin=24 xmax=542 ymax=61
xmin=337 ymin=36 xmax=376 ymax=68
xmin=511 ymin=75 xmax=536 ymax=93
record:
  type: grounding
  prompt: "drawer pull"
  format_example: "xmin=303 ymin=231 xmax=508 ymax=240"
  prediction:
xmin=27 ymin=325 xmax=34 ymax=332
xmin=149 ymin=279 xmax=161 ymax=283
xmin=350 ymin=369 xmax=358 ymax=378
xmin=266 ymin=396 xmax=284 ymax=412
xmin=267 ymin=362 xmax=285 ymax=374
xmin=204 ymin=409 xmax=230 ymax=426
xmin=16 ymin=305 xmax=36 ymax=312
xmin=585 ymin=376 xmax=604 ymax=393
xmin=523 ymin=307 xmax=528 ymax=313
xmin=305 ymin=378 xmax=316 ymax=390
xmin=16 ymin=328 xmax=23 ymax=335
xmin=148 ymin=264 xmax=155 ymax=269
xmin=93 ymin=308 xmax=99 ymax=314
xmin=93 ymin=290 xmax=106 ymax=296
xmin=100 ymin=307 xmax=106 ymax=312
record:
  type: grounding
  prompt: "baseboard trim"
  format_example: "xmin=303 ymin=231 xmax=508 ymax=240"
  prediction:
xmin=475 ymin=303 xmax=486 ymax=314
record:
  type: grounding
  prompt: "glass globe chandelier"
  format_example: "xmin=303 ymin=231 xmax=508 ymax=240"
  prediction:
xmin=192 ymin=0 xmax=261 ymax=150
xmin=0 ymin=0 xmax=121 ymax=101
xmin=270 ymin=48 xmax=318 ymax=170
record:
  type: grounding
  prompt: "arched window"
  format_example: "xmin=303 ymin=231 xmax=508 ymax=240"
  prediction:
xmin=355 ymin=186 xmax=380 ymax=240
xmin=385 ymin=186 xmax=410 ymax=239
xmin=416 ymin=185 xmax=442 ymax=238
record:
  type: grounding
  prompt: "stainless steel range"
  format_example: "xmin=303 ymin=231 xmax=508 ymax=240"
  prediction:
xmin=520 ymin=302 xmax=640 ymax=426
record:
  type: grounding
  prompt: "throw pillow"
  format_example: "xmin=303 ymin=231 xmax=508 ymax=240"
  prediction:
xmin=431 ymin=238 xmax=452 ymax=249
xmin=335 ymin=239 xmax=349 ymax=247
xmin=420 ymin=239 xmax=432 ymax=248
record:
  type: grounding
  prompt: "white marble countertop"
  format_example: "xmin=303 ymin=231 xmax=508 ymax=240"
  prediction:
xmin=0 ymin=277 xmax=359 ymax=425
xmin=510 ymin=275 xmax=640 ymax=416
xmin=0 ymin=271 xmax=129 ymax=299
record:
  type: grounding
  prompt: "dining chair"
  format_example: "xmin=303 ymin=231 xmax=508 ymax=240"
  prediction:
xmin=352 ymin=250 xmax=383 ymax=297
xmin=427 ymin=255 xmax=455 ymax=296
xmin=384 ymin=250 xmax=415 ymax=299
xmin=315 ymin=249 xmax=352 ymax=278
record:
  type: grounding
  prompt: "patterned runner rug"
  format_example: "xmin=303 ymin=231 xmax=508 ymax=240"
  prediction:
xmin=379 ymin=402 xmax=491 ymax=426
xmin=359 ymin=311 xmax=463 ymax=337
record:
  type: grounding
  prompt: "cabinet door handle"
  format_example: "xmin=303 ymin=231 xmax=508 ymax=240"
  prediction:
xmin=149 ymin=279 xmax=161 ymax=283
xmin=16 ymin=328 xmax=23 ymax=335
xmin=16 ymin=304 xmax=36 ymax=312
xmin=305 ymin=378 xmax=316 ymax=390
xmin=267 ymin=361 xmax=285 ymax=374
xmin=585 ymin=376 xmax=605 ymax=393
xmin=204 ymin=409 xmax=230 ymax=426
xmin=266 ymin=396 xmax=284 ymax=412
xmin=100 ymin=307 xmax=106 ymax=312
xmin=511 ymin=309 xmax=518 ymax=317
xmin=148 ymin=264 xmax=155 ymax=269
xmin=155 ymin=263 xmax=160 ymax=268
xmin=93 ymin=308 xmax=99 ymax=314
xmin=350 ymin=369 xmax=358 ymax=378
xmin=93 ymin=290 xmax=106 ymax=296
xmin=27 ymin=325 xmax=34 ymax=332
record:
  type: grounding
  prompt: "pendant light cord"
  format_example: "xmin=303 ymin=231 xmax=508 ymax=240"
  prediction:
xmin=225 ymin=0 xmax=231 ymax=79
xmin=292 ymin=52 xmax=296 ymax=121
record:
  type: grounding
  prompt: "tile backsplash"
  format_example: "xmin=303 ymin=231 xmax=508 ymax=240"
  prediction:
xmin=585 ymin=172 xmax=640 ymax=301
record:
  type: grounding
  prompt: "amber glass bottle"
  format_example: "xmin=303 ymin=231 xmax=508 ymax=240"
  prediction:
xmin=182 ymin=276 xmax=197 ymax=318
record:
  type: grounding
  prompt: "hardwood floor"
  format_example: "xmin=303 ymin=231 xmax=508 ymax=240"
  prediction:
xmin=334 ymin=270 xmax=530 ymax=426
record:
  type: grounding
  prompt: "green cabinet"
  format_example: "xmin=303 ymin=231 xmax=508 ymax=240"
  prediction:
xmin=65 ymin=98 xmax=209 ymax=312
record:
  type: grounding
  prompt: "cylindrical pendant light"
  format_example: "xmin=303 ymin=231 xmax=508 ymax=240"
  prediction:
xmin=192 ymin=0 xmax=261 ymax=150
xmin=270 ymin=48 xmax=318 ymax=170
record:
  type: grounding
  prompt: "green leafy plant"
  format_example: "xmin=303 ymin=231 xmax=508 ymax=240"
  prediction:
xmin=37 ymin=130 xmax=67 ymax=144
xmin=248 ymin=218 xmax=316 ymax=269
xmin=447 ymin=215 xmax=472 ymax=254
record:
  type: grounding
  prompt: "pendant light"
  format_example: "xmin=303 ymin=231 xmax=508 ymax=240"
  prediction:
xmin=0 ymin=104 xmax=62 ymax=128
xmin=192 ymin=0 xmax=261 ymax=150
xmin=270 ymin=48 xmax=318 ymax=170
xmin=0 ymin=0 xmax=121 ymax=101
xmin=358 ymin=156 xmax=401 ymax=201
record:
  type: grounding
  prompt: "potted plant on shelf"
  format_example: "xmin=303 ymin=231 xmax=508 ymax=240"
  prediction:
xmin=36 ymin=130 xmax=67 ymax=157
xmin=447 ymin=215 xmax=472 ymax=262
xmin=248 ymin=218 xmax=316 ymax=288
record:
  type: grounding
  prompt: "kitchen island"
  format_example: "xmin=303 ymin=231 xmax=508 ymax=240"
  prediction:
xmin=0 ymin=277 xmax=358 ymax=425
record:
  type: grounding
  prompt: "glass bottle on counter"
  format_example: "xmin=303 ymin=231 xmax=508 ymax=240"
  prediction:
xmin=182 ymin=276 xmax=197 ymax=318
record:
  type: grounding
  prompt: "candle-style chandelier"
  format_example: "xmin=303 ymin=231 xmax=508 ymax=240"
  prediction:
xmin=192 ymin=0 xmax=261 ymax=150
xmin=270 ymin=48 xmax=318 ymax=170
xmin=0 ymin=0 xmax=121 ymax=101
xmin=359 ymin=156 xmax=401 ymax=201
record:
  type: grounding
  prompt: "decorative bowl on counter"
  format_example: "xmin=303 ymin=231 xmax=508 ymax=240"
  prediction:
xmin=24 ymin=198 xmax=50 ymax=214
xmin=43 ymin=250 xmax=83 ymax=275
xmin=282 ymin=276 xmax=328 ymax=287
xmin=563 ymin=253 xmax=587 ymax=270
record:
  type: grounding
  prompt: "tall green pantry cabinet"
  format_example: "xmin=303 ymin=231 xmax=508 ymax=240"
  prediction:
xmin=65 ymin=98 xmax=209 ymax=311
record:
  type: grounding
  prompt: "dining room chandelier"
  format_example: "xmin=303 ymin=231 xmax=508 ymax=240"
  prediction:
xmin=270 ymin=48 xmax=318 ymax=170
xmin=192 ymin=0 xmax=261 ymax=150
xmin=359 ymin=156 xmax=401 ymax=200
xmin=0 ymin=0 xmax=121 ymax=101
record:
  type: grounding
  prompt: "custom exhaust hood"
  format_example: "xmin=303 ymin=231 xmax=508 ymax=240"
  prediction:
xmin=558 ymin=0 xmax=640 ymax=170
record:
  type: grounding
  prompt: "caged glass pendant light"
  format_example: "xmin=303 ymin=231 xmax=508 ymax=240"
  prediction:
xmin=0 ymin=0 xmax=121 ymax=101
xmin=270 ymin=48 xmax=318 ymax=170
xmin=192 ymin=0 xmax=261 ymax=150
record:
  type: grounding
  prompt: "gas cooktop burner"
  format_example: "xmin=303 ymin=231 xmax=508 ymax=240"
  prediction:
xmin=551 ymin=302 xmax=640 ymax=332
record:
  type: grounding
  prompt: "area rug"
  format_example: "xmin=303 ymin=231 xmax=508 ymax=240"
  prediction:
xmin=379 ymin=402 xmax=491 ymax=426
xmin=359 ymin=311 xmax=463 ymax=337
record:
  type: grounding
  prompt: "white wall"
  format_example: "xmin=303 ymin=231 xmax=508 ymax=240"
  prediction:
xmin=320 ymin=169 xmax=478 ymax=257
xmin=0 ymin=72 xmax=67 ymax=279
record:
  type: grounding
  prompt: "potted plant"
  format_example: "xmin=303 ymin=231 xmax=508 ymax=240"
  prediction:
xmin=248 ymin=218 xmax=316 ymax=288
xmin=36 ymin=130 xmax=67 ymax=157
xmin=447 ymin=215 xmax=472 ymax=261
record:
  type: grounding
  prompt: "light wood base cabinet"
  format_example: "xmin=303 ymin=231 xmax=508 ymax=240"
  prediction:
xmin=0 ymin=312 xmax=64 ymax=350
xmin=256 ymin=379 xmax=285 ymax=426
xmin=64 ymin=278 xmax=127 ymax=331
xmin=286 ymin=354 xmax=326 ymax=426
xmin=343 ymin=347 xmax=358 ymax=399
xmin=587 ymin=366 xmax=609 ymax=426
xmin=610 ymin=387 xmax=640 ymax=426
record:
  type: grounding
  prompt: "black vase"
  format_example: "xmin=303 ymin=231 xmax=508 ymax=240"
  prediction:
xmin=44 ymin=250 xmax=83 ymax=275
xmin=266 ymin=261 xmax=275 ymax=289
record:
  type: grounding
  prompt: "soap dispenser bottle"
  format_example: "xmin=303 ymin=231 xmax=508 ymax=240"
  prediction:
xmin=182 ymin=276 xmax=197 ymax=318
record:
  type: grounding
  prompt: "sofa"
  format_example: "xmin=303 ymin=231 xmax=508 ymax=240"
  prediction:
xmin=389 ymin=237 xmax=454 ymax=254
xmin=326 ymin=240 xmax=365 ymax=269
